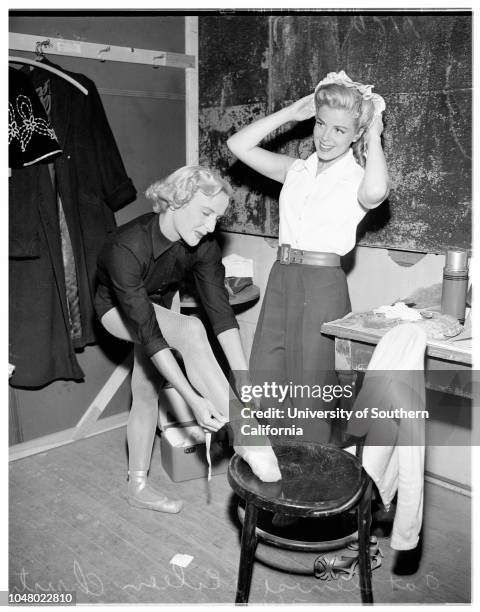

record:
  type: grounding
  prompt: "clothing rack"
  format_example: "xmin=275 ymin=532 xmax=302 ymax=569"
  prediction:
xmin=9 ymin=32 xmax=196 ymax=69
xmin=9 ymin=18 xmax=199 ymax=460
xmin=9 ymin=27 xmax=197 ymax=155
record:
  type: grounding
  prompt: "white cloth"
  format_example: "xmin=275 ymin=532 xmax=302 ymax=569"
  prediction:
xmin=279 ymin=149 xmax=365 ymax=255
xmin=351 ymin=323 xmax=427 ymax=550
xmin=222 ymin=253 xmax=254 ymax=278
xmin=373 ymin=302 xmax=422 ymax=321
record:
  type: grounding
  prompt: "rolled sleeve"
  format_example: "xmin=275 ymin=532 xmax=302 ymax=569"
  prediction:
xmin=105 ymin=178 xmax=137 ymax=212
xmin=87 ymin=81 xmax=137 ymax=212
xmin=193 ymin=240 xmax=239 ymax=336
xmin=99 ymin=241 xmax=169 ymax=355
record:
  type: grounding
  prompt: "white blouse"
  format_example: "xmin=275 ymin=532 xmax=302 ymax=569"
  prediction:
xmin=278 ymin=148 xmax=366 ymax=256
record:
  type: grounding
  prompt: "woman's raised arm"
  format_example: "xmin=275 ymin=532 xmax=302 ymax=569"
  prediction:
xmin=357 ymin=115 xmax=390 ymax=209
xmin=227 ymin=94 xmax=315 ymax=184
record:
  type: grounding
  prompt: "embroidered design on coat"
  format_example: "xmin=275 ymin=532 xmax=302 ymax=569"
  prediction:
xmin=9 ymin=94 xmax=58 ymax=152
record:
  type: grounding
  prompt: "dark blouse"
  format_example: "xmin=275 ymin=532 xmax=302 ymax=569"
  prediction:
xmin=95 ymin=213 xmax=238 ymax=356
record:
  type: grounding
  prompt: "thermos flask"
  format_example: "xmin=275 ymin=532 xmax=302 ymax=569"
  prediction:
xmin=440 ymin=250 xmax=469 ymax=324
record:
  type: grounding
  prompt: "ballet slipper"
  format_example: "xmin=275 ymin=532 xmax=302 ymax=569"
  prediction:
xmin=127 ymin=470 xmax=183 ymax=513
xmin=228 ymin=400 xmax=281 ymax=482
xmin=234 ymin=444 xmax=282 ymax=482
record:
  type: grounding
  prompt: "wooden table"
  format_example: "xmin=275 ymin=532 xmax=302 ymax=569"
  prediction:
xmin=321 ymin=313 xmax=472 ymax=399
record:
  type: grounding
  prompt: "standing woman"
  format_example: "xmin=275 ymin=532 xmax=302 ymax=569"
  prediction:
xmin=227 ymin=71 xmax=390 ymax=441
xmin=95 ymin=166 xmax=281 ymax=514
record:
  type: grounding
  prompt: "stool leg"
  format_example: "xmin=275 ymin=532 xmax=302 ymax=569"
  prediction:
xmin=357 ymin=480 xmax=373 ymax=604
xmin=235 ymin=501 xmax=258 ymax=604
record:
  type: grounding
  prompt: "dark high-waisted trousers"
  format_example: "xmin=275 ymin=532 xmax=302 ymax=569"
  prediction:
xmin=249 ymin=261 xmax=351 ymax=443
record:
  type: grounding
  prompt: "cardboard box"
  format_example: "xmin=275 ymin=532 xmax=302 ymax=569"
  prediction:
xmin=158 ymin=386 xmax=231 ymax=482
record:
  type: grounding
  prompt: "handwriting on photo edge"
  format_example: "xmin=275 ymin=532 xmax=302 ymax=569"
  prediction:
xmin=11 ymin=559 xmax=441 ymax=601
xmin=11 ymin=561 xmax=105 ymax=597
xmin=11 ymin=560 xmax=224 ymax=597
xmin=263 ymin=573 xmax=440 ymax=602
xmin=122 ymin=564 xmax=222 ymax=592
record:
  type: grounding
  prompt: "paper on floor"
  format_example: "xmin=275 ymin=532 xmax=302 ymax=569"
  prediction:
xmin=170 ymin=553 xmax=194 ymax=568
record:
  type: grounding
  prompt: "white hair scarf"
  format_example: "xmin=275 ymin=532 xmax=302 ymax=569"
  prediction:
xmin=315 ymin=70 xmax=386 ymax=117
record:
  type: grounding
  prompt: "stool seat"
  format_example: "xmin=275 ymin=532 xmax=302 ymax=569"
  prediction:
xmin=227 ymin=441 xmax=373 ymax=604
xmin=228 ymin=442 xmax=368 ymax=517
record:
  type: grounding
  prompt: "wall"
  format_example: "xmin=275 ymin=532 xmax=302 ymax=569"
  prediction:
xmin=199 ymin=13 xmax=472 ymax=253
xmin=9 ymin=14 xmax=187 ymax=443
xmin=220 ymin=231 xmax=471 ymax=488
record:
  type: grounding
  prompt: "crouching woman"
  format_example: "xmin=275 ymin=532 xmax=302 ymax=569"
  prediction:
xmin=95 ymin=166 xmax=281 ymax=513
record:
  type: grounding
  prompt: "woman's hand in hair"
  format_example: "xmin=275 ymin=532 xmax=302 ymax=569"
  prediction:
xmin=287 ymin=94 xmax=316 ymax=122
xmin=365 ymin=114 xmax=384 ymax=142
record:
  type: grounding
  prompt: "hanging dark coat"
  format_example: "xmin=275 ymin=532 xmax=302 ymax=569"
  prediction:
xmin=9 ymin=62 xmax=136 ymax=388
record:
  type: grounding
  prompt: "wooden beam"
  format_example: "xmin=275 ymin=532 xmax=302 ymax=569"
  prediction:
xmin=185 ymin=16 xmax=199 ymax=165
xmin=9 ymin=32 xmax=195 ymax=69
xmin=70 ymin=352 xmax=132 ymax=441
xmin=9 ymin=411 xmax=129 ymax=462
xmin=425 ymin=472 xmax=471 ymax=497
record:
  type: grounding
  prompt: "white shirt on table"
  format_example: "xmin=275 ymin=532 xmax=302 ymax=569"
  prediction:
xmin=279 ymin=148 xmax=366 ymax=256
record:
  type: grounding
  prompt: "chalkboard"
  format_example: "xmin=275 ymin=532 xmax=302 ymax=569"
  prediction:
xmin=199 ymin=13 xmax=472 ymax=254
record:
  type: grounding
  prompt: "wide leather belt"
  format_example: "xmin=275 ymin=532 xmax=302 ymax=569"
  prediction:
xmin=277 ymin=244 xmax=340 ymax=266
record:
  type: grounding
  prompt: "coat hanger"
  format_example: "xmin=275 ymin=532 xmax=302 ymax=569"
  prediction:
xmin=9 ymin=56 xmax=88 ymax=96
xmin=9 ymin=39 xmax=88 ymax=96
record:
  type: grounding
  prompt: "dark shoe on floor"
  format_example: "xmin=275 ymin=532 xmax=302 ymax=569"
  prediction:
xmin=271 ymin=512 xmax=299 ymax=529
xmin=392 ymin=534 xmax=423 ymax=575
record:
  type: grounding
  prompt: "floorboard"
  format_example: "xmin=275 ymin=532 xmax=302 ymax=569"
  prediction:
xmin=9 ymin=428 xmax=471 ymax=604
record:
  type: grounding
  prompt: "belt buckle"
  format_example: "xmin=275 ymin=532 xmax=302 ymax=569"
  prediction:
xmin=279 ymin=244 xmax=291 ymax=265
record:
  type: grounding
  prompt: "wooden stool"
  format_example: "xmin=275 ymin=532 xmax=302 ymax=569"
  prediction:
xmin=227 ymin=442 xmax=373 ymax=604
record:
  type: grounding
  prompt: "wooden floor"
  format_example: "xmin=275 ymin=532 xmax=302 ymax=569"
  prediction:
xmin=9 ymin=428 xmax=471 ymax=604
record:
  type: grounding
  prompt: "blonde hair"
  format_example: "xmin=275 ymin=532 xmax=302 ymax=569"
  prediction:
xmin=314 ymin=83 xmax=375 ymax=167
xmin=145 ymin=165 xmax=232 ymax=214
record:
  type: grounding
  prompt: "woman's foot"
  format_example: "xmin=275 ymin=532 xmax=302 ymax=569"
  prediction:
xmin=127 ymin=470 xmax=183 ymax=513
xmin=234 ymin=444 xmax=282 ymax=482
